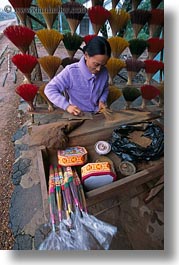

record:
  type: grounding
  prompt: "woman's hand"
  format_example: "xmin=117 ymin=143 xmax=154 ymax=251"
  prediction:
xmin=98 ymin=101 xmax=106 ymax=112
xmin=66 ymin=104 xmax=82 ymax=116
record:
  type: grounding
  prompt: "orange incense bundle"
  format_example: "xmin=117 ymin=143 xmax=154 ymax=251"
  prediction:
xmin=12 ymin=54 xmax=38 ymax=82
xmin=148 ymin=9 xmax=164 ymax=37
xmin=106 ymin=58 xmax=126 ymax=85
xmin=15 ymin=83 xmax=38 ymax=111
xmin=129 ymin=9 xmax=151 ymax=38
xmin=147 ymin=38 xmax=164 ymax=59
xmin=4 ymin=25 xmax=35 ymax=54
xmin=61 ymin=1 xmax=87 ymax=34
xmin=125 ymin=58 xmax=145 ymax=85
xmin=144 ymin=59 xmax=164 ymax=84
xmin=108 ymin=9 xmax=130 ymax=36
xmin=38 ymin=55 xmax=62 ymax=79
xmin=8 ymin=0 xmax=32 ymax=23
xmin=88 ymin=6 xmax=111 ymax=35
xmin=83 ymin=34 xmax=97 ymax=45
xmin=108 ymin=36 xmax=129 ymax=58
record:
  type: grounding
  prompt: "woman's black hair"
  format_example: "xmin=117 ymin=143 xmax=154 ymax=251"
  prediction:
xmin=83 ymin=36 xmax=111 ymax=58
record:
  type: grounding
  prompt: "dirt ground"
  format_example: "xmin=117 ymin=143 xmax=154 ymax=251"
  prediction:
xmin=0 ymin=20 xmax=28 ymax=249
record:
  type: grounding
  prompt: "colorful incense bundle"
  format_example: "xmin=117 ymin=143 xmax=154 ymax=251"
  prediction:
xmin=148 ymin=9 xmax=164 ymax=37
xmin=131 ymin=0 xmax=143 ymax=10
xmin=88 ymin=6 xmax=111 ymax=35
xmin=3 ymin=25 xmax=35 ymax=54
xmin=151 ymin=0 xmax=163 ymax=9
xmin=36 ymin=29 xmax=63 ymax=55
xmin=107 ymin=85 xmax=122 ymax=107
xmin=61 ymin=1 xmax=87 ymax=34
xmin=112 ymin=0 xmax=120 ymax=9
xmin=38 ymin=83 xmax=54 ymax=111
xmin=144 ymin=59 xmax=164 ymax=84
xmin=15 ymin=83 xmax=38 ymax=111
xmin=122 ymin=86 xmax=141 ymax=109
xmin=38 ymin=56 xmax=62 ymax=79
xmin=83 ymin=34 xmax=97 ymax=45
xmin=147 ymin=38 xmax=164 ymax=59
xmin=61 ymin=57 xmax=79 ymax=68
xmin=37 ymin=0 xmax=61 ymax=29
xmin=140 ymin=84 xmax=160 ymax=109
xmin=108 ymin=9 xmax=130 ymax=36
xmin=8 ymin=0 xmax=32 ymax=23
xmin=106 ymin=58 xmax=126 ymax=85
xmin=12 ymin=54 xmax=38 ymax=82
xmin=125 ymin=58 xmax=145 ymax=85
xmin=128 ymin=39 xmax=148 ymax=59
xmin=107 ymin=36 xmax=129 ymax=58
xmin=63 ymin=32 xmax=83 ymax=58
xmin=129 ymin=9 xmax=151 ymax=38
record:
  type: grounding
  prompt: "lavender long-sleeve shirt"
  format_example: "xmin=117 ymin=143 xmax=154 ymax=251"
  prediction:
xmin=44 ymin=56 xmax=109 ymax=112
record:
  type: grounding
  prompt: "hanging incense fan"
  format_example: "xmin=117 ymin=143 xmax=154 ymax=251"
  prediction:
xmin=61 ymin=1 xmax=87 ymax=35
xmin=12 ymin=54 xmax=38 ymax=83
xmin=129 ymin=9 xmax=151 ymax=38
xmin=36 ymin=29 xmax=63 ymax=56
xmin=8 ymin=0 xmax=32 ymax=24
xmin=128 ymin=39 xmax=148 ymax=59
xmin=107 ymin=36 xmax=129 ymax=58
xmin=88 ymin=6 xmax=110 ymax=35
xmin=15 ymin=83 xmax=38 ymax=111
xmin=63 ymin=33 xmax=83 ymax=59
xmin=83 ymin=34 xmax=97 ymax=45
xmin=106 ymin=58 xmax=126 ymax=85
xmin=140 ymin=84 xmax=160 ymax=109
xmin=122 ymin=86 xmax=141 ymax=109
xmin=108 ymin=9 xmax=130 ymax=37
xmin=147 ymin=38 xmax=164 ymax=59
xmin=125 ymin=58 xmax=145 ymax=85
xmin=107 ymin=85 xmax=122 ymax=107
xmin=3 ymin=25 xmax=35 ymax=54
xmin=38 ymin=56 xmax=62 ymax=79
xmin=37 ymin=0 xmax=61 ymax=29
xmin=148 ymin=9 xmax=164 ymax=37
xmin=144 ymin=59 xmax=164 ymax=84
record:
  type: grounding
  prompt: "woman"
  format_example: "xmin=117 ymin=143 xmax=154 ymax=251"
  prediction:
xmin=44 ymin=36 xmax=111 ymax=116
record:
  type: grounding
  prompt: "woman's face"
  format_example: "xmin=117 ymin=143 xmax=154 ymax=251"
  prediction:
xmin=84 ymin=53 xmax=109 ymax=75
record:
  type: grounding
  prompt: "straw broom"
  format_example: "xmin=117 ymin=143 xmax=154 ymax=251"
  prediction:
xmin=128 ymin=39 xmax=148 ymax=59
xmin=125 ymin=58 xmax=145 ymax=85
xmin=12 ymin=53 xmax=38 ymax=83
xmin=15 ymin=83 xmax=38 ymax=111
xmin=37 ymin=0 xmax=62 ymax=29
xmin=147 ymin=38 xmax=164 ymax=59
xmin=36 ymin=29 xmax=63 ymax=56
xmin=144 ymin=59 xmax=164 ymax=84
xmin=148 ymin=9 xmax=164 ymax=37
xmin=107 ymin=85 xmax=122 ymax=107
xmin=8 ymin=0 xmax=32 ymax=24
xmin=108 ymin=9 xmax=130 ymax=37
xmin=38 ymin=55 xmax=62 ymax=79
xmin=106 ymin=58 xmax=126 ymax=85
xmin=63 ymin=32 xmax=83 ymax=59
xmin=88 ymin=6 xmax=111 ymax=35
xmin=140 ymin=84 xmax=160 ymax=109
xmin=129 ymin=9 xmax=151 ymax=38
xmin=3 ymin=25 xmax=35 ymax=54
xmin=61 ymin=1 xmax=87 ymax=35
xmin=107 ymin=36 xmax=129 ymax=58
xmin=122 ymin=85 xmax=141 ymax=109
